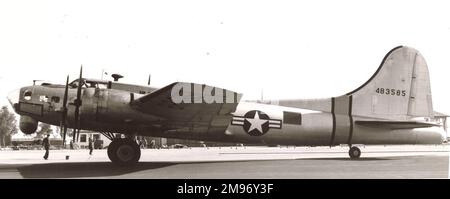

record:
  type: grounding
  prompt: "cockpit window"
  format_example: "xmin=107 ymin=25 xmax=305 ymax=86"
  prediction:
xmin=70 ymin=78 xmax=108 ymax=89
xmin=86 ymin=80 xmax=108 ymax=89
xmin=70 ymin=81 xmax=83 ymax=88
xmin=24 ymin=90 xmax=32 ymax=100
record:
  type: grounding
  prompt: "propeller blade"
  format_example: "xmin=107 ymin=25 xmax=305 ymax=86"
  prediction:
xmin=76 ymin=66 xmax=83 ymax=104
xmin=63 ymin=125 xmax=68 ymax=147
xmin=61 ymin=75 xmax=69 ymax=147
xmin=63 ymin=75 xmax=69 ymax=109
xmin=73 ymin=66 xmax=83 ymax=142
xmin=72 ymin=128 xmax=76 ymax=143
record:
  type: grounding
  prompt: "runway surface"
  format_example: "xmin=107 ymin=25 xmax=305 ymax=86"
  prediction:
xmin=0 ymin=145 xmax=448 ymax=179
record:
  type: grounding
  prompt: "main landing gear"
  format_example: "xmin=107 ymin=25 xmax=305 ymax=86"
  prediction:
xmin=348 ymin=146 xmax=361 ymax=159
xmin=107 ymin=138 xmax=141 ymax=166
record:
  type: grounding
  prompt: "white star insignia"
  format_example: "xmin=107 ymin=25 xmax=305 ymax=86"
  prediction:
xmin=246 ymin=111 xmax=268 ymax=134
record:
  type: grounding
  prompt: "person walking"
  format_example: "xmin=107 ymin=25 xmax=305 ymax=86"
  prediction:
xmin=42 ymin=134 xmax=50 ymax=160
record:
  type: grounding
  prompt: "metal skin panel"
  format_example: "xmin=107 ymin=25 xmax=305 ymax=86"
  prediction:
xmin=226 ymin=102 xmax=333 ymax=146
xmin=333 ymin=115 xmax=351 ymax=144
xmin=224 ymin=101 xmax=443 ymax=146
xmin=19 ymin=85 xmax=75 ymax=125
xmin=223 ymin=101 xmax=443 ymax=146
xmin=18 ymin=102 xmax=43 ymax=117
xmin=276 ymin=98 xmax=332 ymax=112
xmin=351 ymin=122 xmax=444 ymax=145
xmin=110 ymin=82 xmax=158 ymax=94
xmin=331 ymin=96 xmax=353 ymax=146
xmin=83 ymin=89 xmax=161 ymax=131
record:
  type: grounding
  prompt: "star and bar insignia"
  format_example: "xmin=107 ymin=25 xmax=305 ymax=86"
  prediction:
xmin=231 ymin=110 xmax=282 ymax=136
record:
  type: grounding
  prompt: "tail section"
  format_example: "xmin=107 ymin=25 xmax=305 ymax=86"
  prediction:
xmin=346 ymin=46 xmax=433 ymax=119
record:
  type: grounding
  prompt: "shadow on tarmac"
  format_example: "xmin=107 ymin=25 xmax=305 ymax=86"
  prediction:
xmin=15 ymin=159 xmax=272 ymax=178
xmin=17 ymin=162 xmax=176 ymax=178
xmin=298 ymin=157 xmax=396 ymax=161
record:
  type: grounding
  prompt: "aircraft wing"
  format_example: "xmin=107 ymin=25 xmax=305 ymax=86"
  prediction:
xmin=355 ymin=120 xmax=440 ymax=129
xmin=130 ymin=82 xmax=242 ymax=133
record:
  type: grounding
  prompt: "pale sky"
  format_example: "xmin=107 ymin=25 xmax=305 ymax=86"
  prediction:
xmin=1 ymin=0 xmax=450 ymax=116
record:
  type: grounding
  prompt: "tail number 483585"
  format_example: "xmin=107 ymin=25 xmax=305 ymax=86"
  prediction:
xmin=376 ymin=88 xmax=406 ymax=96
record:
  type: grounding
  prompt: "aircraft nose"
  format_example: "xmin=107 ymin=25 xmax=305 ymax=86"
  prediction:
xmin=7 ymin=88 xmax=20 ymax=106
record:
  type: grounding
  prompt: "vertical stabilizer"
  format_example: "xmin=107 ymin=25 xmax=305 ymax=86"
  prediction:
xmin=346 ymin=46 xmax=433 ymax=119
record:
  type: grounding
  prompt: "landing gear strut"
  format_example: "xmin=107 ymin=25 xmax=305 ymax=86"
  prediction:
xmin=107 ymin=138 xmax=141 ymax=166
xmin=348 ymin=146 xmax=361 ymax=159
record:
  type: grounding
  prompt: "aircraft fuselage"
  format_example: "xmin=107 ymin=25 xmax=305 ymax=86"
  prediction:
xmin=10 ymin=85 xmax=444 ymax=147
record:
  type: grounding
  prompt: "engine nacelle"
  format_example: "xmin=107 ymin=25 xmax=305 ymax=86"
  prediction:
xmin=19 ymin=116 xmax=38 ymax=134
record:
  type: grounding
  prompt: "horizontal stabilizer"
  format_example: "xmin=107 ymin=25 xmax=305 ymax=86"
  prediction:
xmin=355 ymin=120 xmax=440 ymax=129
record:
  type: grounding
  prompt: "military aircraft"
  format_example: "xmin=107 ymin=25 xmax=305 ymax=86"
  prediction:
xmin=6 ymin=46 xmax=446 ymax=165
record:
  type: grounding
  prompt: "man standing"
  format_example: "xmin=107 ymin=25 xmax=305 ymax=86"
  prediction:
xmin=88 ymin=137 xmax=93 ymax=155
xmin=142 ymin=138 xmax=148 ymax=149
xmin=42 ymin=134 xmax=50 ymax=160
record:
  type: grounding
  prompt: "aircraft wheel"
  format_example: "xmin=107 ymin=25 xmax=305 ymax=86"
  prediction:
xmin=110 ymin=138 xmax=141 ymax=166
xmin=107 ymin=139 xmax=121 ymax=163
xmin=349 ymin=146 xmax=361 ymax=159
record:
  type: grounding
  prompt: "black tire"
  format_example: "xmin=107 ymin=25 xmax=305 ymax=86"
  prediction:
xmin=110 ymin=138 xmax=141 ymax=166
xmin=107 ymin=139 xmax=121 ymax=163
xmin=349 ymin=146 xmax=361 ymax=159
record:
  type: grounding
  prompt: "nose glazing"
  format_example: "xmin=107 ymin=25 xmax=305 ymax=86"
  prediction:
xmin=7 ymin=88 xmax=20 ymax=106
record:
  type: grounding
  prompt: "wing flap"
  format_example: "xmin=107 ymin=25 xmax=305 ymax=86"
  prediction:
xmin=355 ymin=120 xmax=440 ymax=129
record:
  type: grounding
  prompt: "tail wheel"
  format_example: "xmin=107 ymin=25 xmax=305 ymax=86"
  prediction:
xmin=349 ymin=146 xmax=361 ymax=159
xmin=108 ymin=138 xmax=141 ymax=165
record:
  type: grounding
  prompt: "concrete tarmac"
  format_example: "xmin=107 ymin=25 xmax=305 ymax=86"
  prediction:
xmin=0 ymin=145 xmax=448 ymax=179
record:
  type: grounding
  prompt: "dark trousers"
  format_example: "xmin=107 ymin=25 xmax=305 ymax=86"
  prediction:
xmin=43 ymin=149 xmax=49 ymax=159
xmin=89 ymin=148 xmax=93 ymax=155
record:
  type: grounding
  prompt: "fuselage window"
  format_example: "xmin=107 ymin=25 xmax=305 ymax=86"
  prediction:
xmin=98 ymin=83 xmax=108 ymax=89
xmin=51 ymin=96 xmax=60 ymax=103
xmin=80 ymin=134 xmax=87 ymax=143
xmin=24 ymin=90 xmax=32 ymax=100
xmin=283 ymin=111 xmax=302 ymax=125
xmin=87 ymin=82 xmax=97 ymax=88
xmin=39 ymin=95 xmax=49 ymax=102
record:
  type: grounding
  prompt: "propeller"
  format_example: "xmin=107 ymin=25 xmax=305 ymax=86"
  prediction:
xmin=60 ymin=75 xmax=69 ymax=146
xmin=72 ymin=66 xmax=83 ymax=142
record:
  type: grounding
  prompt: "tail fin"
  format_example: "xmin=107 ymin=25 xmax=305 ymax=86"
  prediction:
xmin=346 ymin=46 xmax=433 ymax=119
